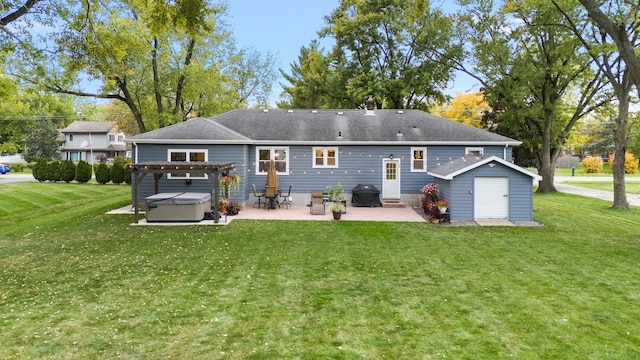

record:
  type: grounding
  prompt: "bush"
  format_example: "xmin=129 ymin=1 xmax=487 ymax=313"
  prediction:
xmin=32 ymin=158 xmax=49 ymax=182
xmin=124 ymin=164 xmax=132 ymax=185
xmin=581 ymin=156 xmax=603 ymax=173
xmin=6 ymin=162 xmax=25 ymax=172
xmin=46 ymin=161 xmax=61 ymax=182
xmin=75 ymin=160 xmax=92 ymax=183
xmin=60 ymin=160 xmax=76 ymax=183
xmin=95 ymin=163 xmax=111 ymax=184
xmin=608 ymin=152 xmax=638 ymax=174
xmin=110 ymin=162 xmax=125 ymax=184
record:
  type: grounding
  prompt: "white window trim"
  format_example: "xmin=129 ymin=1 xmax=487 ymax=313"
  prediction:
xmin=465 ymin=147 xmax=484 ymax=156
xmin=167 ymin=149 xmax=208 ymax=179
xmin=410 ymin=147 xmax=427 ymax=172
xmin=255 ymin=146 xmax=289 ymax=175
xmin=312 ymin=147 xmax=339 ymax=168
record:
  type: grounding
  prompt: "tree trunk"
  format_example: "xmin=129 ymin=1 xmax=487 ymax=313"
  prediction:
xmin=117 ymin=77 xmax=146 ymax=134
xmin=612 ymin=92 xmax=630 ymax=209
xmin=174 ymin=37 xmax=196 ymax=121
xmin=152 ymin=37 xmax=165 ymax=128
xmin=536 ymin=108 xmax=558 ymax=193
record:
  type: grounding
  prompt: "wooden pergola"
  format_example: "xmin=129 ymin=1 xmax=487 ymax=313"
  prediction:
xmin=130 ymin=161 xmax=236 ymax=224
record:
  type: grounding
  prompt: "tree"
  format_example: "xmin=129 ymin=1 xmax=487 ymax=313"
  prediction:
xmin=553 ymin=0 xmax=636 ymax=208
xmin=578 ymin=0 xmax=640 ymax=92
xmin=281 ymin=0 xmax=461 ymax=110
xmin=278 ymin=40 xmax=352 ymax=109
xmin=454 ymin=0 xmax=607 ymax=193
xmin=434 ymin=92 xmax=490 ymax=128
xmin=6 ymin=0 xmax=276 ymax=134
xmin=23 ymin=118 xmax=59 ymax=162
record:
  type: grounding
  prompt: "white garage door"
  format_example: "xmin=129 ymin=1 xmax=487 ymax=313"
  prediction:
xmin=474 ymin=177 xmax=509 ymax=219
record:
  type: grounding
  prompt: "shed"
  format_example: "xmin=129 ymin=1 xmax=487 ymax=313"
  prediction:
xmin=428 ymin=155 xmax=542 ymax=221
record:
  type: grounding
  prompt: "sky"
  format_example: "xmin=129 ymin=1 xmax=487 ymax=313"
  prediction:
xmin=226 ymin=0 xmax=478 ymax=107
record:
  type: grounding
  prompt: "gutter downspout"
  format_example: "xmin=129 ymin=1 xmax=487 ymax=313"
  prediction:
xmin=504 ymin=144 xmax=508 ymax=161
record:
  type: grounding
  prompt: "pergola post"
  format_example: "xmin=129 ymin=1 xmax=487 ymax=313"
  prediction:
xmin=130 ymin=161 xmax=235 ymax=225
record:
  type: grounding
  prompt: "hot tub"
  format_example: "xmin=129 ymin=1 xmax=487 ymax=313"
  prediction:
xmin=145 ymin=192 xmax=211 ymax=222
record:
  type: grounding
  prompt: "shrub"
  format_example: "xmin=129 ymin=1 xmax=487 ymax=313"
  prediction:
xmin=60 ymin=160 xmax=76 ymax=183
xmin=110 ymin=162 xmax=125 ymax=184
xmin=95 ymin=163 xmax=111 ymax=184
xmin=32 ymin=158 xmax=49 ymax=182
xmin=581 ymin=156 xmax=603 ymax=173
xmin=112 ymin=156 xmax=126 ymax=166
xmin=7 ymin=162 xmax=25 ymax=172
xmin=124 ymin=164 xmax=132 ymax=185
xmin=608 ymin=152 xmax=638 ymax=174
xmin=46 ymin=161 xmax=61 ymax=182
xmin=75 ymin=160 xmax=92 ymax=183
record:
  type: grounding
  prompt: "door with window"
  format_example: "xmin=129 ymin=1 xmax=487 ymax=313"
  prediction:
xmin=382 ymin=159 xmax=401 ymax=199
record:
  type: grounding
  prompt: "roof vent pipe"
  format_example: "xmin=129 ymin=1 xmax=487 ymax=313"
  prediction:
xmin=365 ymin=95 xmax=375 ymax=115
xmin=366 ymin=96 xmax=375 ymax=110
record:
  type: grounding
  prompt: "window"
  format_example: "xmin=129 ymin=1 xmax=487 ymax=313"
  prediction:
xmin=69 ymin=134 xmax=74 ymax=142
xmin=411 ymin=147 xmax=427 ymax=172
xmin=313 ymin=147 xmax=338 ymax=168
xmin=167 ymin=149 xmax=207 ymax=179
xmin=117 ymin=134 xmax=124 ymax=142
xmin=466 ymin=147 xmax=484 ymax=156
xmin=109 ymin=134 xmax=115 ymax=142
xmin=256 ymin=147 xmax=289 ymax=174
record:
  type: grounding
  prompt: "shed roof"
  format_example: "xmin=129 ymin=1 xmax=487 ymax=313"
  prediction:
xmin=428 ymin=155 xmax=542 ymax=180
xmin=127 ymin=109 xmax=520 ymax=146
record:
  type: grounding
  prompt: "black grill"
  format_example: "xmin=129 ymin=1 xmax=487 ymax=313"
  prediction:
xmin=351 ymin=184 xmax=382 ymax=207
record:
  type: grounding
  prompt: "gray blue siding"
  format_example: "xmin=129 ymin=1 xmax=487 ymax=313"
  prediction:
xmin=435 ymin=162 xmax=535 ymax=221
xmin=134 ymin=143 xmax=517 ymax=208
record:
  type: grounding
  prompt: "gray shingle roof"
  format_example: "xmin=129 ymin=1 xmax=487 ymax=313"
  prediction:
xmin=127 ymin=109 xmax=520 ymax=145
xmin=62 ymin=121 xmax=116 ymax=133
xmin=428 ymin=155 xmax=541 ymax=180
xmin=129 ymin=117 xmax=249 ymax=142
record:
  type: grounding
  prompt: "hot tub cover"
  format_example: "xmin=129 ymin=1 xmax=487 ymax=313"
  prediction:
xmin=145 ymin=192 xmax=211 ymax=205
xmin=351 ymin=184 xmax=382 ymax=207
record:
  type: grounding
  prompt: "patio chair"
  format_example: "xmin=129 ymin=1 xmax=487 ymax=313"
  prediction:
xmin=309 ymin=190 xmax=325 ymax=215
xmin=264 ymin=185 xmax=278 ymax=210
xmin=279 ymin=185 xmax=292 ymax=209
xmin=252 ymin=184 xmax=264 ymax=208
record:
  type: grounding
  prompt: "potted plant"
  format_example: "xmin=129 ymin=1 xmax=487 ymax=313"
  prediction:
xmin=329 ymin=201 xmax=346 ymax=220
xmin=218 ymin=198 xmax=229 ymax=213
xmin=327 ymin=183 xmax=347 ymax=219
xmin=227 ymin=201 xmax=242 ymax=215
xmin=435 ymin=199 xmax=449 ymax=214
xmin=421 ymin=183 xmax=441 ymax=223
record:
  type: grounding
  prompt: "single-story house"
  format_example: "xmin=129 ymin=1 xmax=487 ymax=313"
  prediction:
xmin=126 ymin=107 xmax=541 ymax=221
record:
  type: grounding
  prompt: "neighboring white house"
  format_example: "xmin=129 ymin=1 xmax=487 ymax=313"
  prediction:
xmin=58 ymin=121 xmax=128 ymax=162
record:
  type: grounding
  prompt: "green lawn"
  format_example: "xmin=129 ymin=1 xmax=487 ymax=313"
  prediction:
xmin=1 ymin=183 xmax=640 ymax=359
xmin=564 ymin=181 xmax=640 ymax=194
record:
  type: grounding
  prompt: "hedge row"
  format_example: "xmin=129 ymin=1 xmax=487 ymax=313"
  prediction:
xmin=31 ymin=158 xmax=132 ymax=185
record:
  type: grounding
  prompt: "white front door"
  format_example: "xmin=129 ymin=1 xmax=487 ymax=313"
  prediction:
xmin=382 ymin=159 xmax=401 ymax=199
xmin=474 ymin=177 xmax=509 ymax=219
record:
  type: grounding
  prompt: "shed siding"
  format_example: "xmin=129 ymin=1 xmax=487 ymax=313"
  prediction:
xmin=443 ymin=162 xmax=534 ymax=221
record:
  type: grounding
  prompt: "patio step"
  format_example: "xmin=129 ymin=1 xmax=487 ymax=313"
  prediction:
xmin=381 ymin=200 xmax=406 ymax=208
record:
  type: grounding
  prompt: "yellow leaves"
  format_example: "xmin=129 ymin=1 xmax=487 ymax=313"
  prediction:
xmin=436 ymin=92 xmax=490 ymax=128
